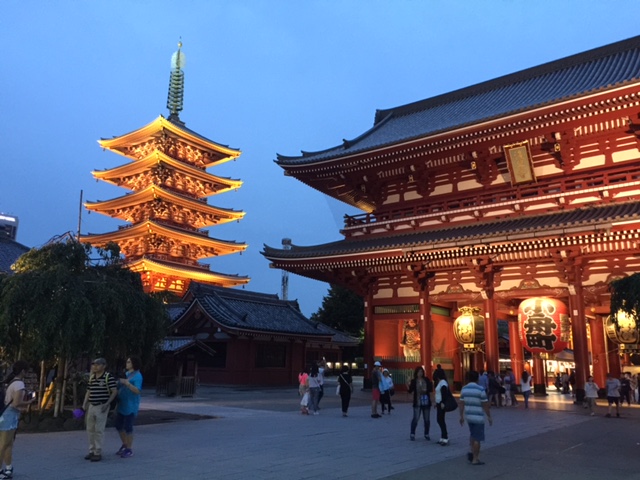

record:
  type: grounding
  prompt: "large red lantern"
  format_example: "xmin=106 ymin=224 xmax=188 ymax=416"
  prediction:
xmin=518 ymin=297 xmax=570 ymax=354
xmin=453 ymin=306 xmax=485 ymax=351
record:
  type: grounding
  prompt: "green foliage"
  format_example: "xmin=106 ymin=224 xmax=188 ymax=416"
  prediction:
xmin=0 ymin=241 xmax=169 ymax=366
xmin=609 ymin=273 xmax=640 ymax=324
xmin=310 ymin=284 xmax=364 ymax=338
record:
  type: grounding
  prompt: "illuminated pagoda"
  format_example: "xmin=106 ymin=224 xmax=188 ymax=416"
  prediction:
xmin=81 ymin=43 xmax=249 ymax=293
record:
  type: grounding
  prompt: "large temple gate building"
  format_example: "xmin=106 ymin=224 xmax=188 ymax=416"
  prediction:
xmin=80 ymin=43 xmax=249 ymax=294
xmin=263 ymin=36 xmax=640 ymax=398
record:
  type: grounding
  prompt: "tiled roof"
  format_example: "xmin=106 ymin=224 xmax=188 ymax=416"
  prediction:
xmin=277 ymin=36 xmax=640 ymax=165
xmin=262 ymin=202 xmax=640 ymax=259
xmin=0 ymin=238 xmax=29 ymax=274
xmin=183 ymin=282 xmax=358 ymax=344
xmin=160 ymin=336 xmax=216 ymax=356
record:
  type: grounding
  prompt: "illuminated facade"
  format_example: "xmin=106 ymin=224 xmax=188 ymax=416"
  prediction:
xmin=264 ymin=37 xmax=640 ymax=398
xmin=81 ymin=43 xmax=249 ymax=293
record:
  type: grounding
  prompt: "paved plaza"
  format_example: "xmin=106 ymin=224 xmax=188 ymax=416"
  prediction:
xmin=9 ymin=378 xmax=640 ymax=479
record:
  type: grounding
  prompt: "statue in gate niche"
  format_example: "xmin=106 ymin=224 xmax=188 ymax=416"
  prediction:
xmin=400 ymin=319 xmax=421 ymax=361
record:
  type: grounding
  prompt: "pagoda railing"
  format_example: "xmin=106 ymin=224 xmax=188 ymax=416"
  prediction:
xmin=343 ymin=165 xmax=640 ymax=228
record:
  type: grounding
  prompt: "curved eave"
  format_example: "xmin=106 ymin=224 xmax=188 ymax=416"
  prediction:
xmin=128 ymin=258 xmax=250 ymax=287
xmin=84 ymin=185 xmax=245 ymax=224
xmin=98 ymin=115 xmax=241 ymax=166
xmin=92 ymin=150 xmax=242 ymax=194
xmin=80 ymin=220 xmax=248 ymax=255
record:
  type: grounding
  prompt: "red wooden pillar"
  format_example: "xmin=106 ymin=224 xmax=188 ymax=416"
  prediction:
xmin=508 ymin=317 xmax=524 ymax=377
xmin=484 ymin=297 xmax=500 ymax=374
xmin=364 ymin=291 xmax=375 ymax=387
xmin=533 ymin=355 xmax=545 ymax=394
xmin=419 ymin=295 xmax=433 ymax=377
xmin=568 ymin=285 xmax=589 ymax=402
xmin=607 ymin=338 xmax=622 ymax=379
xmin=589 ymin=315 xmax=607 ymax=387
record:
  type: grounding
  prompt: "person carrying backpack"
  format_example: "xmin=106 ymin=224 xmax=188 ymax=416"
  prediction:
xmin=82 ymin=358 xmax=117 ymax=462
xmin=0 ymin=360 xmax=37 ymax=480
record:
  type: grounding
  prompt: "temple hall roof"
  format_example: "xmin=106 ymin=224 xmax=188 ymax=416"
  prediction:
xmin=277 ymin=35 xmax=640 ymax=165
xmin=179 ymin=282 xmax=359 ymax=343
xmin=0 ymin=237 xmax=29 ymax=274
xmin=262 ymin=201 xmax=640 ymax=260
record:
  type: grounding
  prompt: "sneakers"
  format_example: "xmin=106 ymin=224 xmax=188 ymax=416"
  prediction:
xmin=120 ymin=448 xmax=133 ymax=458
xmin=90 ymin=454 xmax=102 ymax=462
xmin=115 ymin=445 xmax=127 ymax=455
xmin=424 ymin=435 xmax=430 ymax=441
xmin=0 ymin=467 xmax=13 ymax=479
xmin=410 ymin=434 xmax=415 ymax=441
xmin=371 ymin=413 xmax=381 ymax=418
xmin=84 ymin=453 xmax=94 ymax=460
xmin=437 ymin=438 xmax=449 ymax=446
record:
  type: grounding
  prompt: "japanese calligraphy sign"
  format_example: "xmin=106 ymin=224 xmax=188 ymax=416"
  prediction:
xmin=518 ymin=297 xmax=570 ymax=354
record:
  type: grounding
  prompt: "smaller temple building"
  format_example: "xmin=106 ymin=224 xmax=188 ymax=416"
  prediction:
xmin=155 ymin=282 xmax=359 ymax=391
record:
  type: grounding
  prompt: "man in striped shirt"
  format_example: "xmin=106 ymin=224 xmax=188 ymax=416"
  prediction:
xmin=82 ymin=358 xmax=118 ymax=462
xmin=459 ymin=370 xmax=492 ymax=466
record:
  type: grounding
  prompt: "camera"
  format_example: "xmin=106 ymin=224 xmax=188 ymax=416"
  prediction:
xmin=25 ymin=391 xmax=36 ymax=401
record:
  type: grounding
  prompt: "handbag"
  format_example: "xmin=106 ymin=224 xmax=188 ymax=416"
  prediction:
xmin=389 ymin=388 xmax=395 ymax=397
xmin=336 ymin=384 xmax=341 ymax=396
xmin=300 ymin=392 xmax=309 ymax=407
xmin=441 ymin=385 xmax=458 ymax=412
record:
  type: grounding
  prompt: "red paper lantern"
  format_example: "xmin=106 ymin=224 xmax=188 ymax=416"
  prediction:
xmin=518 ymin=297 xmax=570 ymax=354
xmin=453 ymin=306 xmax=485 ymax=351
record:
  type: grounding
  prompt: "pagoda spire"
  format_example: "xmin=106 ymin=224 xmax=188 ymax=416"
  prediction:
xmin=167 ymin=40 xmax=186 ymax=124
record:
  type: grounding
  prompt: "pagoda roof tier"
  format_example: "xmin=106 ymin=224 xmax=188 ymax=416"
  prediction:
xmin=128 ymin=257 xmax=249 ymax=288
xmin=84 ymin=185 xmax=245 ymax=227
xmin=277 ymin=35 xmax=640 ymax=167
xmin=262 ymin=201 xmax=640 ymax=263
xmin=91 ymin=150 xmax=242 ymax=196
xmin=80 ymin=220 xmax=247 ymax=258
xmin=99 ymin=115 xmax=241 ymax=168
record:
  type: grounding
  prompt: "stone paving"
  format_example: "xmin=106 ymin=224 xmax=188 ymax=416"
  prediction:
xmin=8 ymin=378 xmax=640 ymax=479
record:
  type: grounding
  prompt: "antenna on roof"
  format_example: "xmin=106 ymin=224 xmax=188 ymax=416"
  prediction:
xmin=166 ymin=39 xmax=186 ymax=124
xmin=281 ymin=238 xmax=291 ymax=300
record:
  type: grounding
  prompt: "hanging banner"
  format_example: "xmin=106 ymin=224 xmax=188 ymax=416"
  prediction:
xmin=518 ymin=297 xmax=570 ymax=354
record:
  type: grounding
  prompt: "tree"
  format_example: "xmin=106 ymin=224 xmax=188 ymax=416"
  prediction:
xmin=0 ymin=241 xmax=169 ymax=414
xmin=310 ymin=284 xmax=364 ymax=338
xmin=609 ymin=273 xmax=640 ymax=323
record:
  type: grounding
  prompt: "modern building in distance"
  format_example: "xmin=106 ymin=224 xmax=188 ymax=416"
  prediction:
xmin=264 ymin=36 xmax=640 ymax=398
xmin=0 ymin=214 xmax=18 ymax=241
xmin=80 ymin=43 xmax=249 ymax=294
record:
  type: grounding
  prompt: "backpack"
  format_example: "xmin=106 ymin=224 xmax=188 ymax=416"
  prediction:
xmin=441 ymin=384 xmax=458 ymax=412
xmin=0 ymin=379 xmax=18 ymax=418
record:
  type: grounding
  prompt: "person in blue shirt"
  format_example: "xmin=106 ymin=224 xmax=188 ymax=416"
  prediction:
xmin=114 ymin=356 xmax=143 ymax=458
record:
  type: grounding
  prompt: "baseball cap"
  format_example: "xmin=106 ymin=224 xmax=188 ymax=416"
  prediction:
xmin=92 ymin=358 xmax=107 ymax=366
xmin=374 ymin=361 xmax=382 ymax=367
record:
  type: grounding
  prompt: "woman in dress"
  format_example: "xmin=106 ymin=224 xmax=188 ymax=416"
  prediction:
xmin=0 ymin=361 xmax=36 ymax=480
xmin=433 ymin=369 xmax=450 ymax=445
xmin=407 ymin=366 xmax=433 ymax=441
xmin=521 ymin=371 xmax=533 ymax=409
xmin=337 ymin=365 xmax=353 ymax=417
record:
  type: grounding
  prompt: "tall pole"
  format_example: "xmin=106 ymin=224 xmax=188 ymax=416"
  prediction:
xmin=77 ymin=189 xmax=83 ymax=241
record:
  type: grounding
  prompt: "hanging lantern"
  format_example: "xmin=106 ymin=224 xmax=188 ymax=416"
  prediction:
xmin=605 ymin=311 xmax=640 ymax=353
xmin=518 ymin=297 xmax=570 ymax=354
xmin=453 ymin=306 xmax=485 ymax=351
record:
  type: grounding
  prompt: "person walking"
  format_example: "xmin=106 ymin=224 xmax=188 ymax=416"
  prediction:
xmin=434 ymin=369 xmax=451 ymax=445
xmin=337 ymin=365 xmax=353 ymax=417
xmin=0 ymin=361 xmax=36 ymax=480
xmin=307 ymin=364 xmax=322 ymax=415
xmin=459 ymin=370 xmax=492 ymax=466
xmin=605 ymin=372 xmax=621 ymax=418
xmin=520 ymin=371 xmax=532 ymax=409
xmin=379 ymin=369 xmax=394 ymax=414
xmin=584 ymin=375 xmax=599 ymax=416
xmin=298 ymin=367 xmax=309 ymax=415
xmin=407 ymin=366 xmax=433 ymax=441
xmin=316 ymin=360 xmax=326 ymax=409
xmin=82 ymin=358 xmax=118 ymax=462
xmin=620 ymin=373 xmax=632 ymax=406
xmin=370 ymin=361 xmax=382 ymax=418
xmin=505 ymin=368 xmax=518 ymax=406
xmin=114 ymin=356 xmax=143 ymax=458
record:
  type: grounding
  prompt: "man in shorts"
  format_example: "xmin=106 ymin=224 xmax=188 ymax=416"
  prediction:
xmin=605 ymin=372 xmax=621 ymax=418
xmin=371 ymin=361 xmax=382 ymax=418
xmin=459 ymin=370 xmax=492 ymax=466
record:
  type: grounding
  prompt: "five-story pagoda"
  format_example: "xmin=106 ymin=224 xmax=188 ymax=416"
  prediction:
xmin=80 ymin=43 xmax=249 ymax=293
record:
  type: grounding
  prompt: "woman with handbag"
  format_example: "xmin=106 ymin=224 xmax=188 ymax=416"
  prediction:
xmin=0 ymin=360 xmax=36 ymax=480
xmin=407 ymin=366 xmax=433 ymax=441
xmin=337 ymin=365 xmax=353 ymax=417
xmin=433 ymin=369 xmax=450 ymax=445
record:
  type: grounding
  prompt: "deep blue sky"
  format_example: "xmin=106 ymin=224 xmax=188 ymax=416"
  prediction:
xmin=2 ymin=2 xmax=640 ymax=316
